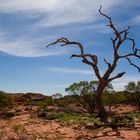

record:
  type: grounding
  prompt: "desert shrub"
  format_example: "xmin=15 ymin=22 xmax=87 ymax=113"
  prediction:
xmin=130 ymin=112 xmax=140 ymax=122
xmin=79 ymin=94 xmax=96 ymax=114
xmin=132 ymin=92 xmax=140 ymax=110
xmin=62 ymin=95 xmax=80 ymax=106
xmin=103 ymin=93 xmax=114 ymax=106
xmin=45 ymin=112 xmax=59 ymax=120
xmin=0 ymin=111 xmax=15 ymax=119
xmin=59 ymin=106 xmax=75 ymax=114
xmin=111 ymin=115 xmax=134 ymax=127
xmin=24 ymin=101 xmax=31 ymax=106
xmin=103 ymin=92 xmax=126 ymax=106
xmin=53 ymin=99 xmax=65 ymax=107
xmin=12 ymin=124 xmax=23 ymax=133
xmin=0 ymin=131 xmax=4 ymax=139
xmin=103 ymin=91 xmax=140 ymax=107
xmin=44 ymin=112 xmax=97 ymax=123
xmin=37 ymin=96 xmax=55 ymax=109
xmin=24 ymin=106 xmax=32 ymax=112
xmin=124 ymin=92 xmax=140 ymax=109
xmin=63 ymin=94 xmax=95 ymax=113
xmin=0 ymin=91 xmax=14 ymax=111
xmin=37 ymin=108 xmax=47 ymax=118
xmin=14 ymin=111 xmax=21 ymax=116
xmin=24 ymin=100 xmax=36 ymax=106
xmin=45 ymin=112 xmax=79 ymax=121
xmin=15 ymin=109 xmax=22 ymax=113
xmin=12 ymin=123 xmax=27 ymax=139
xmin=37 ymin=109 xmax=98 ymax=124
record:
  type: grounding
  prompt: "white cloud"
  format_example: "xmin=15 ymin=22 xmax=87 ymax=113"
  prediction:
xmin=0 ymin=38 xmax=67 ymax=57
xmin=0 ymin=0 xmax=123 ymax=27
xmin=112 ymin=75 xmax=140 ymax=91
xmin=38 ymin=0 xmax=123 ymax=27
xmin=48 ymin=67 xmax=93 ymax=75
xmin=0 ymin=0 xmax=124 ymax=57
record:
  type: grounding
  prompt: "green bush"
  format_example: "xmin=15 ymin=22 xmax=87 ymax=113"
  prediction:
xmin=15 ymin=109 xmax=22 ymax=113
xmin=103 ymin=92 xmax=126 ymax=105
xmin=37 ymin=109 xmax=47 ymax=118
xmin=44 ymin=112 xmax=96 ymax=123
xmin=62 ymin=95 xmax=81 ymax=106
xmin=45 ymin=112 xmax=58 ymax=120
xmin=0 ymin=91 xmax=13 ymax=111
xmin=37 ymin=96 xmax=55 ymax=109
xmin=111 ymin=115 xmax=134 ymax=126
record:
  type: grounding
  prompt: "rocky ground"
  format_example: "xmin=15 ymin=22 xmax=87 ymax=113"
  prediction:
xmin=0 ymin=105 xmax=140 ymax=140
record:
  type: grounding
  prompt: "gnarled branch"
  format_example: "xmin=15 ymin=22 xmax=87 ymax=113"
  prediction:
xmin=127 ymin=58 xmax=140 ymax=72
xmin=99 ymin=6 xmax=140 ymax=78
xmin=47 ymin=37 xmax=102 ymax=81
xmin=108 ymin=72 xmax=126 ymax=82
xmin=47 ymin=37 xmax=84 ymax=55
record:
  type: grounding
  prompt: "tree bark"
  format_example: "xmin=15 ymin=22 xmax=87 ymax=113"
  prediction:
xmin=95 ymin=83 xmax=108 ymax=119
xmin=96 ymin=94 xmax=108 ymax=119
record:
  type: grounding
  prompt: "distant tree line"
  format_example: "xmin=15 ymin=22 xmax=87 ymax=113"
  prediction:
xmin=125 ymin=81 xmax=140 ymax=92
xmin=65 ymin=80 xmax=140 ymax=113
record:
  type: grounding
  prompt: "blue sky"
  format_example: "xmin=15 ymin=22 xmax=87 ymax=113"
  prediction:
xmin=0 ymin=0 xmax=139 ymax=95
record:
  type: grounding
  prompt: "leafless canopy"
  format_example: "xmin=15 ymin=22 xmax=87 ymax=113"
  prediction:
xmin=47 ymin=6 xmax=140 ymax=83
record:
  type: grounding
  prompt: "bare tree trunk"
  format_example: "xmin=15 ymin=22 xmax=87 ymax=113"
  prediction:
xmin=96 ymin=94 xmax=108 ymax=119
xmin=95 ymin=83 xmax=108 ymax=119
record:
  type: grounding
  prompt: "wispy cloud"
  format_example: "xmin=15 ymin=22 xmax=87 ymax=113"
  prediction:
xmin=0 ymin=0 xmax=122 ymax=27
xmin=34 ymin=0 xmax=123 ymax=27
xmin=0 ymin=37 xmax=67 ymax=57
xmin=0 ymin=0 xmax=119 ymax=57
xmin=48 ymin=67 xmax=93 ymax=75
xmin=0 ymin=0 xmax=137 ymax=58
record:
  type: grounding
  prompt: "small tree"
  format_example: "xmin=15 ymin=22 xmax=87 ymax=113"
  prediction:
xmin=0 ymin=91 xmax=13 ymax=112
xmin=47 ymin=6 xmax=140 ymax=119
xmin=124 ymin=81 xmax=140 ymax=110
xmin=65 ymin=81 xmax=96 ymax=113
xmin=125 ymin=81 xmax=140 ymax=92
xmin=136 ymin=81 xmax=140 ymax=92
xmin=125 ymin=81 xmax=136 ymax=92
xmin=65 ymin=80 xmax=113 ymax=113
xmin=52 ymin=93 xmax=62 ymax=99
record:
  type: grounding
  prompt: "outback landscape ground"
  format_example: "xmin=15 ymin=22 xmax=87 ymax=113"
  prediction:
xmin=0 ymin=1 xmax=139 ymax=140
xmin=0 ymin=92 xmax=140 ymax=140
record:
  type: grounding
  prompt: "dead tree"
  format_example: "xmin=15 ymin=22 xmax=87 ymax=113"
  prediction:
xmin=47 ymin=6 xmax=140 ymax=119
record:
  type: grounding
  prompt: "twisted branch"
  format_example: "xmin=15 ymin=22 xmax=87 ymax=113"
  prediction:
xmin=47 ymin=37 xmax=84 ymax=55
xmin=127 ymin=58 xmax=140 ymax=72
xmin=108 ymin=72 xmax=126 ymax=82
xmin=47 ymin=37 xmax=101 ymax=80
xmin=99 ymin=5 xmax=140 ymax=82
